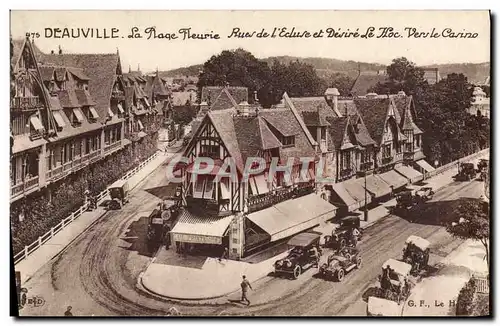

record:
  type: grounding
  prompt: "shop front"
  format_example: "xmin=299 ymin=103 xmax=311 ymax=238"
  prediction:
xmin=395 ymin=165 xmax=423 ymax=183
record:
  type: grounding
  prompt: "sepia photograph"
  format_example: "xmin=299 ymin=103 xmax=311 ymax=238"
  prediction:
xmin=9 ymin=10 xmax=490 ymax=317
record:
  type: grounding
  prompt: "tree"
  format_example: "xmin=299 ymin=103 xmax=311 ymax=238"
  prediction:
xmin=446 ymin=199 xmax=490 ymax=272
xmin=197 ymin=48 xmax=273 ymax=106
xmin=326 ymin=73 xmax=355 ymax=96
xmin=370 ymin=57 xmax=427 ymax=95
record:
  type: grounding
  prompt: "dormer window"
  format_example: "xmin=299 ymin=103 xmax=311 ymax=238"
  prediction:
xmin=29 ymin=115 xmax=44 ymax=140
xmin=88 ymin=107 xmax=99 ymax=122
xmin=52 ymin=111 xmax=66 ymax=131
xmin=72 ymin=108 xmax=84 ymax=126
xmin=117 ymin=103 xmax=125 ymax=115
xmin=281 ymin=136 xmax=295 ymax=147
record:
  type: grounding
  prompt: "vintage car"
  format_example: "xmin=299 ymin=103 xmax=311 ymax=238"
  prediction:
xmin=319 ymin=247 xmax=361 ymax=281
xmin=274 ymin=232 xmax=322 ymax=279
xmin=454 ymin=162 xmax=477 ymax=181
xmin=377 ymin=258 xmax=413 ymax=303
xmin=402 ymin=235 xmax=430 ymax=274
xmin=395 ymin=191 xmax=414 ymax=210
xmin=324 ymin=215 xmax=363 ymax=249
xmin=367 ymin=296 xmax=402 ymax=316
xmin=477 ymin=159 xmax=489 ymax=173
xmin=107 ymin=179 xmax=130 ymax=210
xmin=415 ymin=187 xmax=434 ymax=201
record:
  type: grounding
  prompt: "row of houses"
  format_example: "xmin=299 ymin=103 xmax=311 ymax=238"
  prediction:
xmin=10 ymin=36 xmax=172 ymax=206
xmin=169 ymin=84 xmax=436 ymax=259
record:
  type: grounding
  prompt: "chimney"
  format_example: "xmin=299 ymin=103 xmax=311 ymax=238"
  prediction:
xmin=253 ymin=90 xmax=258 ymax=103
xmin=324 ymin=88 xmax=340 ymax=113
xmin=239 ymin=101 xmax=250 ymax=117
xmin=51 ymin=50 xmax=55 ymax=54
xmin=129 ymin=65 xmax=131 ymax=73
xmin=137 ymin=63 xmax=140 ymax=72
xmin=58 ymin=45 xmax=62 ymax=55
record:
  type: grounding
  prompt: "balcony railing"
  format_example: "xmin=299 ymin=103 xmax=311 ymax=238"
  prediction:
xmin=104 ymin=141 xmax=121 ymax=154
xmin=11 ymin=175 xmax=40 ymax=198
xmin=247 ymin=182 xmax=315 ymax=213
xmin=11 ymin=96 xmax=41 ymax=111
xmin=359 ymin=161 xmax=374 ymax=172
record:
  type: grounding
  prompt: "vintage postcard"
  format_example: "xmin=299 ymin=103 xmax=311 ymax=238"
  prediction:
xmin=10 ymin=10 xmax=490 ymax=317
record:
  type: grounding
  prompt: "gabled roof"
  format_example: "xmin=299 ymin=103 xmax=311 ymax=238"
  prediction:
xmin=350 ymin=114 xmax=377 ymax=146
xmin=353 ymin=97 xmax=391 ymax=145
xmin=289 ymin=97 xmax=336 ymax=126
xmin=338 ymin=100 xmax=359 ymax=117
xmin=36 ymin=49 xmax=121 ymax=123
xmin=201 ymin=86 xmax=248 ymax=111
xmin=150 ymin=74 xmax=171 ymax=98
xmin=11 ymin=39 xmax=24 ymax=69
xmin=392 ymin=95 xmax=423 ymax=134
xmin=326 ymin=116 xmax=349 ymax=149
xmin=350 ymin=72 xmax=388 ymax=96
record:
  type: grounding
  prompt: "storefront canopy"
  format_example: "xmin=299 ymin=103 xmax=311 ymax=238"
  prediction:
xmin=395 ymin=165 xmax=423 ymax=183
xmin=330 ymin=183 xmax=359 ymax=211
xmin=363 ymin=175 xmax=392 ymax=198
xmin=416 ymin=160 xmax=436 ymax=173
xmin=378 ymin=170 xmax=408 ymax=190
xmin=170 ymin=209 xmax=234 ymax=245
xmin=246 ymin=193 xmax=337 ymax=242
xmin=344 ymin=178 xmax=372 ymax=207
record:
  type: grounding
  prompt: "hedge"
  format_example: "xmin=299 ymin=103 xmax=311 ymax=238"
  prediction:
xmin=10 ymin=133 xmax=159 ymax=255
xmin=456 ymin=277 xmax=490 ymax=316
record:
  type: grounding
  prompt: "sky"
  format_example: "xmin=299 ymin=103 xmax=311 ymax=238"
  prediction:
xmin=10 ymin=10 xmax=490 ymax=73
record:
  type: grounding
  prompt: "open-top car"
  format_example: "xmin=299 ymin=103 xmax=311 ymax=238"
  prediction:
xmin=377 ymin=258 xmax=413 ymax=303
xmin=108 ymin=179 xmax=130 ymax=210
xmin=319 ymin=247 xmax=361 ymax=281
xmin=415 ymin=187 xmax=434 ymax=201
xmin=395 ymin=190 xmax=414 ymax=210
xmin=477 ymin=159 xmax=489 ymax=173
xmin=402 ymin=235 xmax=430 ymax=274
xmin=274 ymin=232 xmax=322 ymax=279
xmin=324 ymin=215 xmax=363 ymax=249
xmin=367 ymin=296 xmax=402 ymax=316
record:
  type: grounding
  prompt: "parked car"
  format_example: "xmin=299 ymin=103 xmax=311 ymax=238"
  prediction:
xmin=324 ymin=215 xmax=363 ymax=249
xmin=274 ymin=232 xmax=322 ymax=279
xmin=477 ymin=159 xmax=489 ymax=173
xmin=319 ymin=247 xmax=361 ymax=281
xmin=415 ymin=187 xmax=434 ymax=201
xmin=454 ymin=163 xmax=477 ymax=181
xmin=402 ymin=235 xmax=430 ymax=274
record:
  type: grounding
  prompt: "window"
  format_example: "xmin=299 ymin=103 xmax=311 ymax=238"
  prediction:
xmin=88 ymin=107 xmax=99 ymax=121
xmin=342 ymin=151 xmax=351 ymax=169
xmin=361 ymin=150 xmax=371 ymax=163
xmin=53 ymin=111 xmax=66 ymax=129
xmin=415 ymin=135 xmax=421 ymax=148
xmin=192 ymin=175 xmax=215 ymax=199
xmin=281 ymin=136 xmax=295 ymax=147
xmin=220 ymin=178 xmax=230 ymax=200
xmin=105 ymin=130 xmax=111 ymax=145
xmin=200 ymin=144 xmax=219 ymax=158
xmin=383 ymin=144 xmax=391 ymax=158
xmin=72 ymin=108 xmax=84 ymax=125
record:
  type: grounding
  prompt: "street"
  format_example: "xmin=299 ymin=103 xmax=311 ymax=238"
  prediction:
xmin=19 ymin=159 xmax=485 ymax=317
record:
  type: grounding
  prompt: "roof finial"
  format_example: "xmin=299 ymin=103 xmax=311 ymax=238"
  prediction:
xmin=137 ymin=63 xmax=140 ymax=72
xmin=156 ymin=67 xmax=159 ymax=77
xmin=128 ymin=65 xmax=131 ymax=73
xmin=116 ymin=47 xmax=119 ymax=55
xmin=58 ymin=45 xmax=62 ymax=55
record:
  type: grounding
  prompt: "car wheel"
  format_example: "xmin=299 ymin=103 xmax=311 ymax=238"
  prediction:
xmin=356 ymin=257 xmax=362 ymax=268
xmin=293 ymin=266 xmax=302 ymax=279
xmin=336 ymin=269 xmax=345 ymax=282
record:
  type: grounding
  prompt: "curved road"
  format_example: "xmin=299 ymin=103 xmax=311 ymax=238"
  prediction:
xmin=20 ymin=159 xmax=485 ymax=316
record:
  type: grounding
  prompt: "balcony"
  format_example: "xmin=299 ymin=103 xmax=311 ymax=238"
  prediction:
xmin=247 ymin=182 xmax=314 ymax=214
xmin=111 ymin=90 xmax=125 ymax=101
xmin=104 ymin=141 xmax=122 ymax=155
xmin=10 ymin=175 xmax=40 ymax=199
xmin=11 ymin=96 xmax=42 ymax=112
xmin=382 ymin=156 xmax=394 ymax=165
xmin=359 ymin=161 xmax=374 ymax=172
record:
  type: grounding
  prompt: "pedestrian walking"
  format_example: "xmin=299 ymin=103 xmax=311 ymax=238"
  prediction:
xmin=240 ymin=275 xmax=253 ymax=306
xmin=64 ymin=306 xmax=73 ymax=316
xmin=219 ymin=247 xmax=229 ymax=262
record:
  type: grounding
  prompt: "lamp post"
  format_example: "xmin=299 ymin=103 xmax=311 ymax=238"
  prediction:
xmin=364 ymin=172 xmax=368 ymax=222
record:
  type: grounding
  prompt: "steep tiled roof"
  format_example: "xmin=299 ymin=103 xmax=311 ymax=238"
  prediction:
xmin=326 ymin=116 xmax=349 ymax=149
xmin=201 ymin=86 xmax=248 ymax=110
xmin=39 ymin=66 xmax=55 ymax=81
xmin=353 ymin=97 xmax=390 ymax=145
xmin=290 ymin=97 xmax=335 ymax=126
xmin=67 ymin=67 xmax=90 ymax=80
xmin=350 ymin=73 xmax=388 ymax=96
xmin=11 ymin=39 xmax=24 ymax=68
xmin=260 ymin=109 xmax=301 ymax=137
xmin=338 ymin=100 xmax=358 ymax=117
xmin=74 ymin=89 xmax=96 ymax=106
xmin=37 ymin=51 xmax=121 ymax=123
xmin=172 ymin=92 xmax=196 ymax=106
xmin=151 ymin=74 xmax=171 ymax=97
xmin=207 ymin=110 xmax=244 ymax=172
xmin=124 ymin=86 xmax=135 ymax=109
xmin=57 ymin=90 xmax=81 ymax=108
xmin=54 ymin=67 xmax=67 ymax=81
xmin=350 ymin=115 xmax=377 ymax=146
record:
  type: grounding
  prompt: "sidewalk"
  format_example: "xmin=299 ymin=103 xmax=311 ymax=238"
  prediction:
xmin=16 ymin=149 xmax=178 ymax=285
xmin=402 ymin=239 xmax=488 ymax=316
xmin=140 ymin=251 xmax=289 ymax=300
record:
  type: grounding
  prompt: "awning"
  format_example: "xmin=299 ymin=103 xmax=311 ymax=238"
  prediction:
xmin=395 ymin=165 xmax=423 ymax=183
xmin=117 ymin=103 xmax=125 ymax=114
xmin=52 ymin=111 xmax=66 ymax=128
xmin=73 ymin=108 xmax=84 ymax=122
xmin=330 ymin=183 xmax=359 ymax=211
xmin=170 ymin=210 xmax=234 ymax=245
xmin=378 ymin=170 xmax=408 ymax=190
xmin=344 ymin=178 xmax=372 ymax=207
xmin=250 ymin=174 xmax=270 ymax=195
xmin=416 ymin=160 xmax=436 ymax=173
xmin=363 ymin=175 xmax=392 ymax=198
xmin=89 ymin=107 xmax=99 ymax=119
xmin=137 ymin=120 xmax=144 ymax=130
xmin=246 ymin=193 xmax=337 ymax=242
xmin=30 ymin=116 xmax=44 ymax=131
